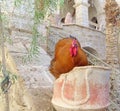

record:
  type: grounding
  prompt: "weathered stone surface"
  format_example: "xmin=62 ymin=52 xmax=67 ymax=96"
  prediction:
xmin=10 ymin=16 xmax=33 ymax=33
xmin=14 ymin=64 xmax=55 ymax=111
xmin=5 ymin=36 xmax=55 ymax=110
xmin=4 ymin=46 xmax=55 ymax=111
xmin=7 ymin=42 xmax=28 ymax=53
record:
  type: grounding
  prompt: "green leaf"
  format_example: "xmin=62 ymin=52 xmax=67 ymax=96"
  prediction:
xmin=14 ymin=0 xmax=22 ymax=7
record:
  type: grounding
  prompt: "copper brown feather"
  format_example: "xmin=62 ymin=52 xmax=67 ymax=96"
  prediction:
xmin=49 ymin=37 xmax=88 ymax=78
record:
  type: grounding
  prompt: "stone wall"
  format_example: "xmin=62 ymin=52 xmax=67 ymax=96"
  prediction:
xmin=105 ymin=0 xmax=120 ymax=110
xmin=47 ymin=24 xmax=106 ymax=60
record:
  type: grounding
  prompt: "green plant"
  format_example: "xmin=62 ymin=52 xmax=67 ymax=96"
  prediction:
xmin=22 ymin=0 xmax=64 ymax=62
xmin=1 ymin=0 xmax=65 ymax=62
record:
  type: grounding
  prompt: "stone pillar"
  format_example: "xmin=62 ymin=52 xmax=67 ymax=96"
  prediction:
xmin=74 ymin=0 xmax=90 ymax=27
xmin=97 ymin=12 xmax=106 ymax=32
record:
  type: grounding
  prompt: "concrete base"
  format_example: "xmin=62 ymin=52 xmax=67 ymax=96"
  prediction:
xmin=53 ymin=104 xmax=106 ymax=111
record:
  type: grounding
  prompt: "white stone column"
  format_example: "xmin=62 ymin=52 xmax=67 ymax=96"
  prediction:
xmin=96 ymin=0 xmax=106 ymax=32
xmin=97 ymin=12 xmax=106 ymax=32
xmin=74 ymin=0 xmax=90 ymax=27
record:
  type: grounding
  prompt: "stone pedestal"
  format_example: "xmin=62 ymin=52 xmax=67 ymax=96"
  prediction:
xmin=74 ymin=0 xmax=90 ymax=27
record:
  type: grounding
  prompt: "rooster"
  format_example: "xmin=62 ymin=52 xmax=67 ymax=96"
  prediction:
xmin=49 ymin=36 xmax=88 ymax=78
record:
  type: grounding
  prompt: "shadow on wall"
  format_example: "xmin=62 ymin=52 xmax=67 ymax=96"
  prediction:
xmin=83 ymin=47 xmax=99 ymax=65
xmin=83 ymin=47 xmax=99 ymax=56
